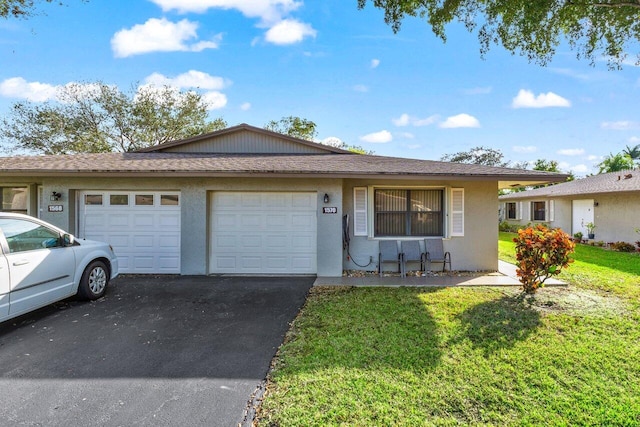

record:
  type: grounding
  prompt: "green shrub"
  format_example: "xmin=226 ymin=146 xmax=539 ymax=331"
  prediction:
xmin=611 ymin=241 xmax=636 ymax=252
xmin=513 ymin=225 xmax=575 ymax=294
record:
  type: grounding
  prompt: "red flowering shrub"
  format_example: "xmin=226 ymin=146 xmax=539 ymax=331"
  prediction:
xmin=513 ymin=225 xmax=575 ymax=294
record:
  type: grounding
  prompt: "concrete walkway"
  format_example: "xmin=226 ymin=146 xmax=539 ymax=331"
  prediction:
xmin=314 ymin=260 xmax=566 ymax=287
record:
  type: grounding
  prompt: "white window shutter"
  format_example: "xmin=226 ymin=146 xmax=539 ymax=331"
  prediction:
xmin=523 ymin=201 xmax=531 ymax=221
xmin=353 ymin=187 xmax=368 ymax=236
xmin=548 ymin=200 xmax=555 ymax=222
xmin=516 ymin=202 xmax=521 ymax=220
xmin=451 ymin=188 xmax=464 ymax=236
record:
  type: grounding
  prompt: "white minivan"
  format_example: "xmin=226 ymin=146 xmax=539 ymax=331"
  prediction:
xmin=0 ymin=213 xmax=119 ymax=322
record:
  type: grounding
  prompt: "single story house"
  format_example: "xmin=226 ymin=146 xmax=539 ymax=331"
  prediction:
xmin=0 ymin=123 xmax=566 ymax=276
xmin=499 ymin=169 xmax=640 ymax=243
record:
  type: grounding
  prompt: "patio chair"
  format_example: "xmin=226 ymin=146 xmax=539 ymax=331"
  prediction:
xmin=378 ymin=240 xmax=402 ymax=277
xmin=401 ymin=240 xmax=425 ymax=276
xmin=424 ymin=238 xmax=451 ymax=272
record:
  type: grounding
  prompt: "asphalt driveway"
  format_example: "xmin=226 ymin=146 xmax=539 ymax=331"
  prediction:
xmin=0 ymin=275 xmax=314 ymax=426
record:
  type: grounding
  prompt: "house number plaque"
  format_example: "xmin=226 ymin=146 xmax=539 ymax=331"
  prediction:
xmin=48 ymin=205 xmax=64 ymax=212
xmin=322 ymin=207 xmax=338 ymax=214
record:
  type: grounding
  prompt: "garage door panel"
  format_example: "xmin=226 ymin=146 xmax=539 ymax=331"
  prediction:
xmin=241 ymin=194 xmax=261 ymax=207
xmin=210 ymin=192 xmax=317 ymax=274
xmin=133 ymin=215 xmax=155 ymax=227
xmin=79 ymin=191 xmax=180 ymax=274
xmin=241 ymin=214 xmax=262 ymax=228
xmin=293 ymin=193 xmax=315 ymax=207
xmin=159 ymin=214 xmax=180 ymax=227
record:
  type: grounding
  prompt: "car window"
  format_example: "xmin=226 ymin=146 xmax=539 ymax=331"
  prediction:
xmin=0 ymin=218 xmax=62 ymax=253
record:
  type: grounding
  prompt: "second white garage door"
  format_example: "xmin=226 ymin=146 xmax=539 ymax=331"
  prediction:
xmin=210 ymin=192 xmax=317 ymax=274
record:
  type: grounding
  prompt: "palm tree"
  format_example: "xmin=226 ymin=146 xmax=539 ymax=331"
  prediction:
xmin=598 ymin=152 xmax=636 ymax=174
xmin=622 ymin=144 xmax=640 ymax=160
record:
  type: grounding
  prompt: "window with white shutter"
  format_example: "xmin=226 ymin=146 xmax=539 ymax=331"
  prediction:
xmin=451 ymin=188 xmax=464 ymax=236
xmin=353 ymin=187 xmax=368 ymax=236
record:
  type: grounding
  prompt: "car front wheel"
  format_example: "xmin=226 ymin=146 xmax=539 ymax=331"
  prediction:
xmin=77 ymin=260 xmax=109 ymax=300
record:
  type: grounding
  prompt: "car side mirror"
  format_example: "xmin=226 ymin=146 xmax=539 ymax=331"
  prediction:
xmin=62 ymin=233 xmax=75 ymax=246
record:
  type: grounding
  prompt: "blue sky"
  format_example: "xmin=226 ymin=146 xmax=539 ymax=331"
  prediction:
xmin=1 ymin=0 xmax=639 ymax=176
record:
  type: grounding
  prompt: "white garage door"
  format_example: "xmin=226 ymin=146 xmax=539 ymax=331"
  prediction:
xmin=78 ymin=191 xmax=181 ymax=274
xmin=210 ymin=192 xmax=317 ymax=274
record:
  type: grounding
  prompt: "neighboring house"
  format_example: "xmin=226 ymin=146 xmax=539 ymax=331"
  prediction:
xmin=499 ymin=170 xmax=640 ymax=243
xmin=0 ymin=123 xmax=565 ymax=276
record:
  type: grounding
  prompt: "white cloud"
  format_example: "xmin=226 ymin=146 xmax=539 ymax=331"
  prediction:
xmin=360 ymin=130 xmax=392 ymax=143
xmin=629 ymin=136 xmax=640 ymax=143
xmin=570 ymin=164 xmax=589 ymax=174
xmin=200 ymin=91 xmax=227 ymax=110
xmin=557 ymin=148 xmax=585 ymax=156
xmin=407 ymin=144 xmax=421 ymax=149
xmin=511 ymin=89 xmax=571 ymax=109
xmin=353 ymin=84 xmax=369 ymax=93
xmin=150 ymin=0 xmax=302 ymax=25
xmin=145 ymin=70 xmax=229 ymax=90
xmin=513 ymin=145 xmax=537 ymax=154
xmin=371 ymin=59 xmax=380 ymax=68
xmin=264 ymin=19 xmax=316 ymax=44
xmin=587 ymin=155 xmax=600 ymax=161
xmin=0 ymin=77 xmax=58 ymax=102
xmin=601 ymin=121 xmax=639 ymax=130
xmin=392 ymin=113 xmax=438 ymax=127
xmin=111 ymin=18 xmax=221 ymax=57
xmin=321 ymin=136 xmax=344 ymax=148
xmin=400 ymin=132 xmax=414 ymax=139
xmin=392 ymin=113 xmax=410 ymax=126
xmin=240 ymin=102 xmax=251 ymax=111
xmin=143 ymin=70 xmax=230 ymax=110
xmin=439 ymin=113 xmax=480 ymax=129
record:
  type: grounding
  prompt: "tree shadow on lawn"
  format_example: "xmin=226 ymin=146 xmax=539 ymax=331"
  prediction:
xmin=452 ymin=293 xmax=542 ymax=355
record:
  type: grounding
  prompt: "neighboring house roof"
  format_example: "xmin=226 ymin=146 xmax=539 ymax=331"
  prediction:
xmin=0 ymin=123 xmax=568 ymax=187
xmin=499 ymin=169 xmax=640 ymax=200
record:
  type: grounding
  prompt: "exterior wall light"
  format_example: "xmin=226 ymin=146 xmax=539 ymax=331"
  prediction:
xmin=323 ymin=193 xmax=330 ymax=204
xmin=50 ymin=191 xmax=62 ymax=201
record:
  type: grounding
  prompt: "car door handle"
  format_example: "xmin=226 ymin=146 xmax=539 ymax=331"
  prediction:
xmin=13 ymin=260 xmax=29 ymax=266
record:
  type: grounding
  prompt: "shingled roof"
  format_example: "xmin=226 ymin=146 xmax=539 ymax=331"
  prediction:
xmin=0 ymin=152 xmax=567 ymax=184
xmin=500 ymin=169 xmax=640 ymax=200
xmin=0 ymin=123 xmax=568 ymax=187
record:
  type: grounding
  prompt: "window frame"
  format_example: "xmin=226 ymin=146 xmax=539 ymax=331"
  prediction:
xmin=372 ymin=187 xmax=445 ymax=238
xmin=0 ymin=186 xmax=29 ymax=214
xmin=531 ymin=200 xmax=546 ymax=222
xmin=506 ymin=202 xmax=517 ymax=220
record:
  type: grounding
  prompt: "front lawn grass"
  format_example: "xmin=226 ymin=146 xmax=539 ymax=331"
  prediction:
xmin=500 ymin=231 xmax=640 ymax=303
xmin=258 ymin=235 xmax=640 ymax=426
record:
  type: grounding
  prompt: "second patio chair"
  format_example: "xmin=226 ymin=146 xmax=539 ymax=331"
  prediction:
xmin=401 ymin=240 xmax=425 ymax=276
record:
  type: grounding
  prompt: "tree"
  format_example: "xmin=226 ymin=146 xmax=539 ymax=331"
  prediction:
xmin=0 ymin=82 xmax=227 ymax=154
xmin=622 ymin=143 xmax=640 ymax=160
xmin=264 ymin=116 xmax=318 ymax=141
xmin=1 ymin=0 xmax=86 ymax=19
xmin=532 ymin=158 xmax=574 ymax=183
xmin=597 ymin=152 xmax=636 ymax=173
xmin=440 ymin=145 xmax=508 ymax=167
xmin=357 ymin=0 xmax=640 ymax=68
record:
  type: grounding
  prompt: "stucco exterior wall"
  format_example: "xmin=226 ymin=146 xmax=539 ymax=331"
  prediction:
xmin=590 ymin=192 xmax=640 ymax=243
xmin=10 ymin=176 xmax=344 ymax=277
xmin=500 ymin=198 xmax=571 ymax=233
xmin=343 ymin=179 xmax=499 ymax=272
xmin=501 ymin=192 xmax=640 ymax=243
